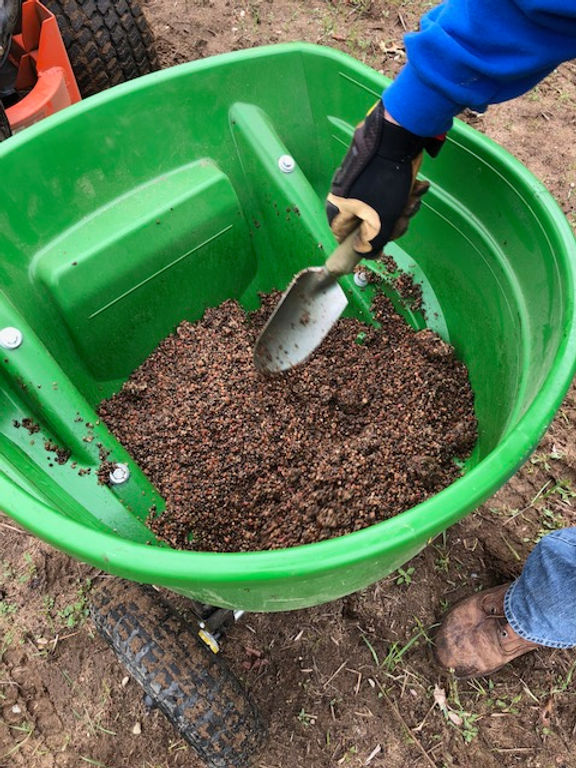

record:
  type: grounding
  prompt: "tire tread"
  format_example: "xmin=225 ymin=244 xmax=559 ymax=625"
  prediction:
xmin=90 ymin=580 xmax=265 ymax=768
xmin=44 ymin=0 xmax=159 ymax=97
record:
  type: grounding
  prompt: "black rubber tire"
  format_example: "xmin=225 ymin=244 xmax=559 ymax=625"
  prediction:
xmin=0 ymin=0 xmax=21 ymax=65
xmin=0 ymin=102 xmax=11 ymax=141
xmin=43 ymin=0 xmax=159 ymax=98
xmin=90 ymin=580 xmax=266 ymax=768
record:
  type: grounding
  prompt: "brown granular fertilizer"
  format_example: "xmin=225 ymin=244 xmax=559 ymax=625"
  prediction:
xmin=98 ymin=292 xmax=477 ymax=553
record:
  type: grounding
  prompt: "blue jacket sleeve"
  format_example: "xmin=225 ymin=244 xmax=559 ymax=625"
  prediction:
xmin=384 ymin=0 xmax=576 ymax=137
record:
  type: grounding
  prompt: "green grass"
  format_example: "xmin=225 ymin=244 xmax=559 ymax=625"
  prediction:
xmin=297 ymin=708 xmax=317 ymax=727
xmin=395 ymin=566 xmax=415 ymax=586
xmin=16 ymin=552 xmax=36 ymax=584
xmin=0 ymin=601 xmax=18 ymax=616
xmin=55 ymin=577 xmax=92 ymax=629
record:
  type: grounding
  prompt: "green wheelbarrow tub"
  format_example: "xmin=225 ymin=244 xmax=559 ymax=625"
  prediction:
xmin=0 ymin=43 xmax=575 ymax=611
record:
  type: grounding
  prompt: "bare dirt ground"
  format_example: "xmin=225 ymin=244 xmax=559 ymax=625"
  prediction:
xmin=2 ymin=1 xmax=576 ymax=767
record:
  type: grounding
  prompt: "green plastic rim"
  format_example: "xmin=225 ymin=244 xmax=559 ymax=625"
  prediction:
xmin=1 ymin=43 xmax=575 ymax=610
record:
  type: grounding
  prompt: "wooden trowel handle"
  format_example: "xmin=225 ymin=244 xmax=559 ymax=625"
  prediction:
xmin=324 ymin=227 xmax=364 ymax=277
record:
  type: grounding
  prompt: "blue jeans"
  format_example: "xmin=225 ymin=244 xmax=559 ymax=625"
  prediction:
xmin=504 ymin=527 xmax=576 ymax=648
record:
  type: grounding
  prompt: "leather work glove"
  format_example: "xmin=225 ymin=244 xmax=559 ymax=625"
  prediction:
xmin=326 ymin=101 xmax=444 ymax=257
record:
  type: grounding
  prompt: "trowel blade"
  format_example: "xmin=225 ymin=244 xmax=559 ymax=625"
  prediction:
xmin=253 ymin=267 xmax=348 ymax=374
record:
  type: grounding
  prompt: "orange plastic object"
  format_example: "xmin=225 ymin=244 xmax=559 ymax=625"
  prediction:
xmin=5 ymin=0 xmax=81 ymax=132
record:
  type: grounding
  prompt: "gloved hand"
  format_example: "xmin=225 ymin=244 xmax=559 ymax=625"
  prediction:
xmin=326 ymin=100 xmax=444 ymax=257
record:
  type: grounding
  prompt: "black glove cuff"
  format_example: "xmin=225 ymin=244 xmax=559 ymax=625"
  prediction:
xmin=331 ymin=101 xmax=444 ymax=197
xmin=375 ymin=106 xmax=446 ymax=161
xmin=422 ymin=135 xmax=445 ymax=158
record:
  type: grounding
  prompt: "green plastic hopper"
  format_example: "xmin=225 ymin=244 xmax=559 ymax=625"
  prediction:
xmin=0 ymin=43 xmax=575 ymax=611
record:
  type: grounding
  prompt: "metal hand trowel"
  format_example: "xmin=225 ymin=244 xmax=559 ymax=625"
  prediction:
xmin=253 ymin=229 xmax=363 ymax=373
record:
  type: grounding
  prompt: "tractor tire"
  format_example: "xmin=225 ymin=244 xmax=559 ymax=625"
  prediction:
xmin=90 ymin=579 xmax=266 ymax=768
xmin=43 ymin=0 xmax=159 ymax=98
xmin=0 ymin=102 xmax=11 ymax=141
xmin=0 ymin=0 xmax=21 ymax=67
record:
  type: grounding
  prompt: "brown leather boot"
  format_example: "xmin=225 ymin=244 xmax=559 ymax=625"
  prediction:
xmin=434 ymin=583 xmax=540 ymax=678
